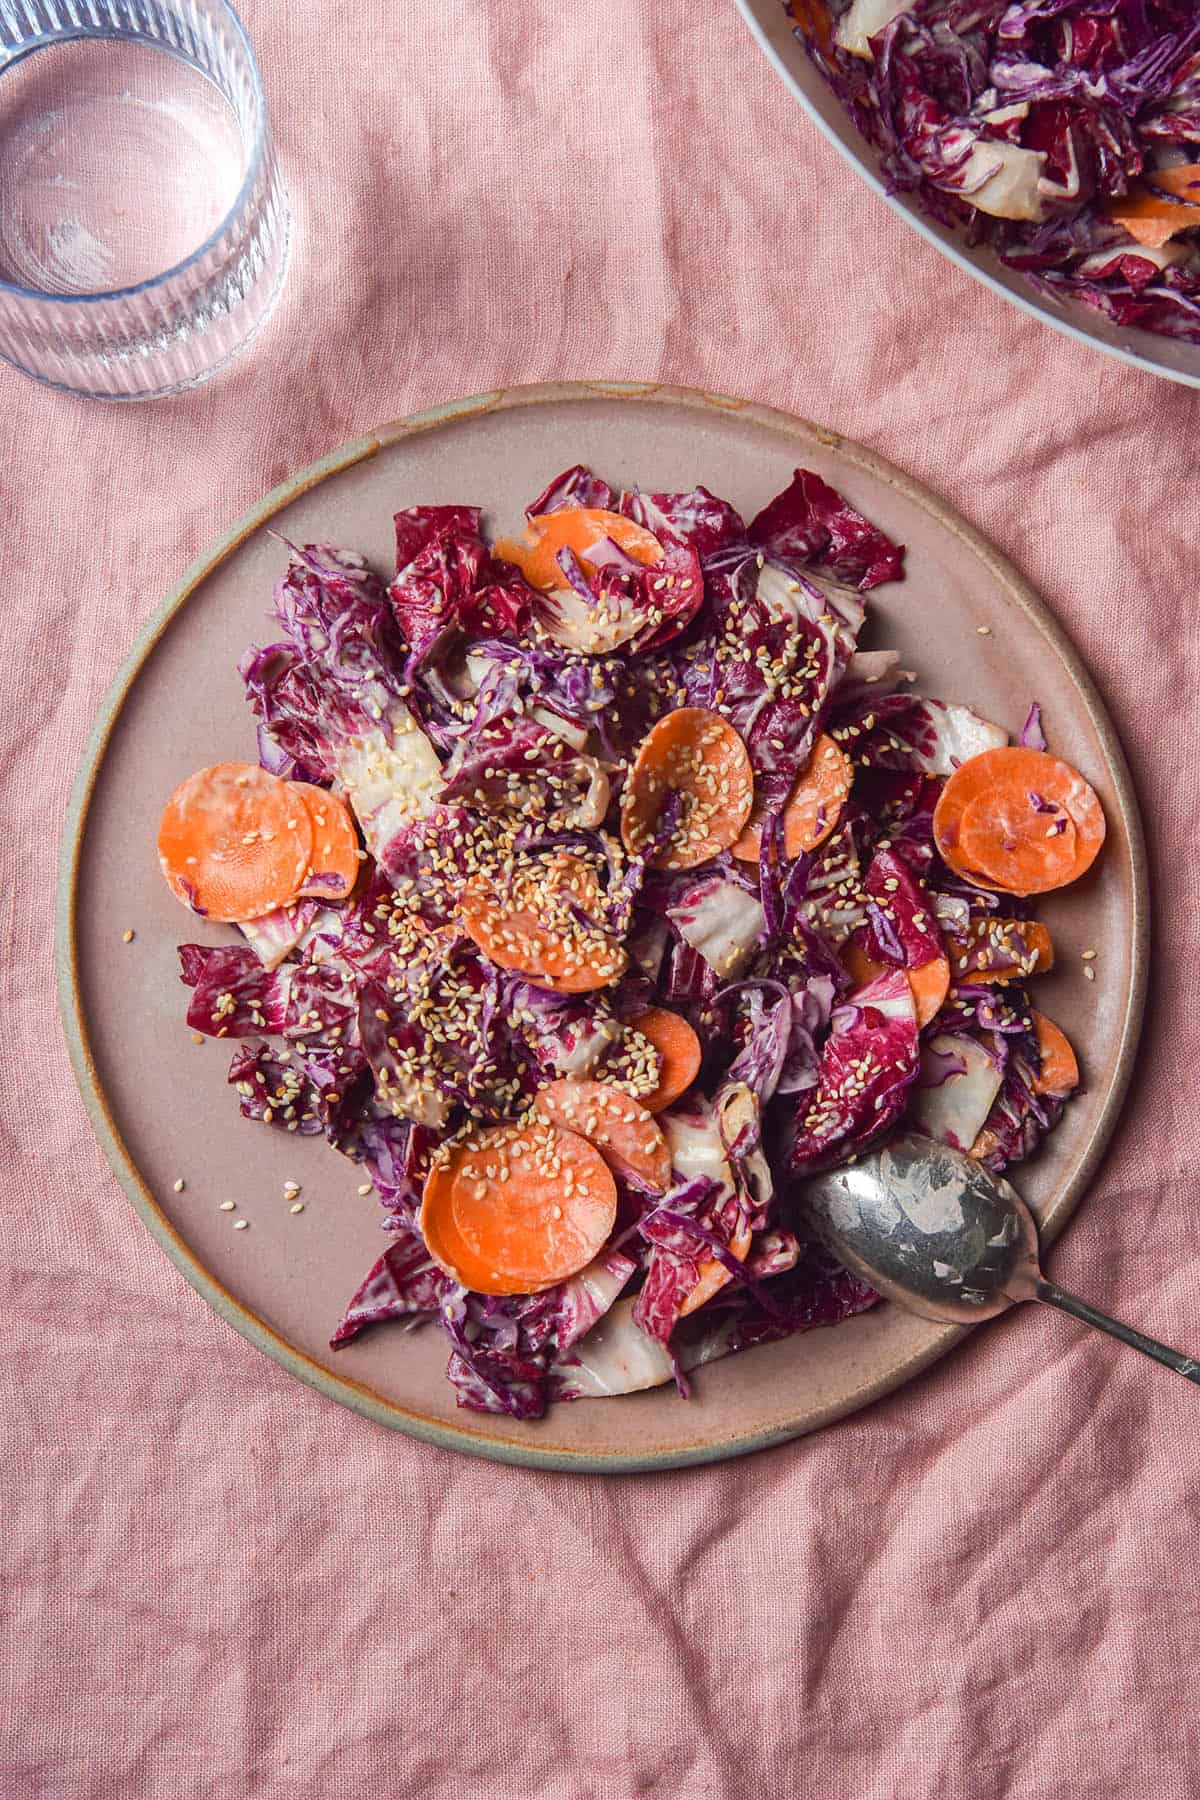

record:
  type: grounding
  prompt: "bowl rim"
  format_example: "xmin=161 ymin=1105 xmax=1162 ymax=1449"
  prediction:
xmin=734 ymin=0 xmax=1200 ymax=392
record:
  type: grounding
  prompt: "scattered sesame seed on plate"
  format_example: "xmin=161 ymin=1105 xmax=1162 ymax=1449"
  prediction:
xmin=172 ymin=1178 xmax=185 ymax=1193
xmin=233 ymin=1218 xmax=249 ymax=1230
xmin=122 ymin=928 xmax=135 ymax=943
xmin=357 ymin=1182 xmax=373 ymax=1196
xmin=219 ymin=1200 xmax=236 ymax=1212
xmin=289 ymin=1202 xmax=305 ymax=1214
xmin=976 ymin=625 xmax=992 ymax=636
xmin=1081 ymin=949 xmax=1097 ymax=961
xmin=191 ymin=1032 xmax=205 ymax=1045
xmin=1084 ymin=966 xmax=1096 ymax=981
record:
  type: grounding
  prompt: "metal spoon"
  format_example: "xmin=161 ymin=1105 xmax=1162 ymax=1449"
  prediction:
xmin=800 ymin=1132 xmax=1200 ymax=1386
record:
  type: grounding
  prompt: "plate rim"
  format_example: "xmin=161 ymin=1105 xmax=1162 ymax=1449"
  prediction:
xmin=732 ymin=0 xmax=1200 ymax=393
xmin=55 ymin=380 xmax=1150 ymax=1473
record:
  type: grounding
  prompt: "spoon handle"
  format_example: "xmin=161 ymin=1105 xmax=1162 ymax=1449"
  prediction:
xmin=1035 ymin=1281 xmax=1200 ymax=1387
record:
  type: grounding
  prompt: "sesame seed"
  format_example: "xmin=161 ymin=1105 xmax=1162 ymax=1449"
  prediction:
xmin=1081 ymin=949 xmax=1097 ymax=961
xmin=976 ymin=625 xmax=992 ymax=636
xmin=122 ymin=928 xmax=135 ymax=944
xmin=172 ymin=1178 xmax=185 ymax=1193
xmin=290 ymin=1202 xmax=305 ymax=1214
xmin=233 ymin=1218 xmax=249 ymax=1230
xmin=1084 ymin=966 xmax=1096 ymax=982
xmin=219 ymin=1200 xmax=236 ymax=1212
xmin=357 ymin=1182 xmax=373 ymax=1196
xmin=190 ymin=1032 xmax=205 ymax=1045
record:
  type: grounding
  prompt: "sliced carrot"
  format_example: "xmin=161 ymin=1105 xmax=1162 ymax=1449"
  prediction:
xmin=1107 ymin=165 xmax=1200 ymax=249
xmin=620 ymin=707 xmax=755 ymax=870
xmin=157 ymin=762 xmax=313 ymax=923
xmin=460 ymin=853 xmax=626 ymax=993
xmin=843 ymin=940 xmax=950 ymax=1027
xmin=292 ymin=782 xmax=361 ymax=901
xmin=494 ymin=507 xmax=664 ymax=594
xmin=680 ymin=1220 xmax=753 ymax=1318
xmin=933 ymin=747 xmax=1105 ymax=895
xmin=419 ymin=1121 xmax=617 ymax=1296
xmin=789 ymin=0 xmax=833 ymax=54
xmin=946 ymin=918 xmax=1054 ymax=985
xmin=1031 ymin=1009 xmax=1079 ymax=1097
xmin=908 ymin=955 xmax=951 ymax=1027
xmin=732 ymin=733 xmax=853 ymax=862
xmin=625 ymin=1007 xmax=702 ymax=1112
xmin=532 ymin=1080 xmax=672 ymax=1193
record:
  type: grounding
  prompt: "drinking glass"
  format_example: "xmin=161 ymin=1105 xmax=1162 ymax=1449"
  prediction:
xmin=0 ymin=0 xmax=289 ymax=399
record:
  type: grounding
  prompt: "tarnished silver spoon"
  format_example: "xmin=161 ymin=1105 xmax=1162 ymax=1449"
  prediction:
xmin=800 ymin=1132 xmax=1200 ymax=1386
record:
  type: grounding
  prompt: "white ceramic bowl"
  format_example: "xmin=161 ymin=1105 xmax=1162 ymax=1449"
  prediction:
xmin=736 ymin=0 xmax=1200 ymax=390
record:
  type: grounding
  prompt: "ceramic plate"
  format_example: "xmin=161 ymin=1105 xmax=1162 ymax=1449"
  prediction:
xmin=57 ymin=383 xmax=1148 ymax=1472
xmin=735 ymin=0 xmax=1200 ymax=392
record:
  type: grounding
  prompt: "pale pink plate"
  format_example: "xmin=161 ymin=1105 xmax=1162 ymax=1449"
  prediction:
xmin=57 ymin=383 xmax=1148 ymax=1471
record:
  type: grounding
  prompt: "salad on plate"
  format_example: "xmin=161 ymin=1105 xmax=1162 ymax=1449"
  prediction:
xmin=790 ymin=0 xmax=1200 ymax=345
xmin=156 ymin=463 xmax=1105 ymax=1419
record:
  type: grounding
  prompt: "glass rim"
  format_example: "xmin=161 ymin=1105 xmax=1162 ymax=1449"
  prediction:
xmin=0 ymin=0 xmax=268 ymax=308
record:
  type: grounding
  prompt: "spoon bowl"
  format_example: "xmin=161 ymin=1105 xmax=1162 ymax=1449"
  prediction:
xmin=799 ymin=1133 xmax=1200 ymax=1387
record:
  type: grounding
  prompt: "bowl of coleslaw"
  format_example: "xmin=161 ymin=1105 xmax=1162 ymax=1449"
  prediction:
xmin=736 ymin=0 xmax=1200 ymax=389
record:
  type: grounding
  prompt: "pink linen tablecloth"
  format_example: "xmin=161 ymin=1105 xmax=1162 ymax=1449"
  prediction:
xmin=4 ymin=3 xmax=1200 ymax=1795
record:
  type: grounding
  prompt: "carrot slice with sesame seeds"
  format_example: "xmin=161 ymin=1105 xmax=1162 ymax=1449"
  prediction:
xmin=291 ymin=782 xmax=362 ymax=901
xmin=460 ymin=854 xmax=627 ymax=994
xmin=679 ymin=1219 xmax=753 ymax=1319
xmin=419 ymin=1122 xmax=617 ymax=1296
xmin=933 ymin=747 xmax=1105 ymax=896
xmin=731 ymin=733 xmax=854 ymax=862
xmin=842 ymin=941 xmax=950 ymax=1027
xmin=1031 ymin=1010 xmax=1079 ymax=1097
xmin=157 ymin=762 xmax=313 ymax=923
xmin=533 ymin=1079 xmax=672 ymax=1193
xmin=625 ymin=1007 xmax=703 ymax=1112
xmin=945 ymin=918 xmax=1054 ymax=985
xmin=494 ymin=508 xmax=664 ymax=595
xmin=621 ymin=707 xmax=755 ymax=871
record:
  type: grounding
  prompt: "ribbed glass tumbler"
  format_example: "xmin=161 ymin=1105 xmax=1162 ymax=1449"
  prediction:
xmin=0 ymin=0 xmax=288 ymax=398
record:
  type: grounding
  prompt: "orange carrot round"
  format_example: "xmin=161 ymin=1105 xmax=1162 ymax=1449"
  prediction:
xmin=843 ymin=940 xmax=950 ymax=1028
xmin=460 ymin=854 xmax=626 ymax=994
xmin=625 ymin=1007 xmax=702 ymax=1112
xmin=292 ymin=783 xmax=362 ymax=901
xmin=1031 ymin=1010 xmax=1079 ymax=1096
xmin=494 ymin=507 xmax=664 ymax=594
xmin=732 ymin=733 xmax=853 ymax=862
xmin=946 ymin=918 xmax=1054 ymax=985
xmin=532 ymin=1079 xmax=672 ymax=1193
xmin=680 ymin=1220 xmax=752 ymax=1318
xmin=419 ymin=1122 xmax=617 ymax=1296
xmin=1107 ymin=165 xmax=1200 ymax=249
xmin=934 ymin=747 xmax=1105 ymax=895
xmin=620 ymin=707 xmax=755 ymax=870
xmin=157 ymin=762 xmax=313 ymax=923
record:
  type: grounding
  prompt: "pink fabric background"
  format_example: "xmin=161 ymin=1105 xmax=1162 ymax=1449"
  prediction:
xmin=5 ymin=2 xmax=1199 ymax=1794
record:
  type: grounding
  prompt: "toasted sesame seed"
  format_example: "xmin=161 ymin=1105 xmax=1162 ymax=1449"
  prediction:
xmin=976 ymin=625 xmax=992 ymax=636
xmin=290 ymin=1202 xmax=305 ymax=1214
xmin=219 ymin=1200 xmax=236 ymax=1212
xmin=1081 ymin=949 xmax=1097 ymax=961
xmin=191 ymin=1032 xmax=205 ymax=1045
xmin=233 ymin=1218 xmax=249 ymax=1230
xmin=357 ymin=1182 xmax=373 ymax=1196
xmin=1084 ymin=966 xmax=1096 ymax=981
xmin=122 ymin=928 xmax=135 ymax=944
xmin=172 ymin=1178 xmax=185 ymax=1193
